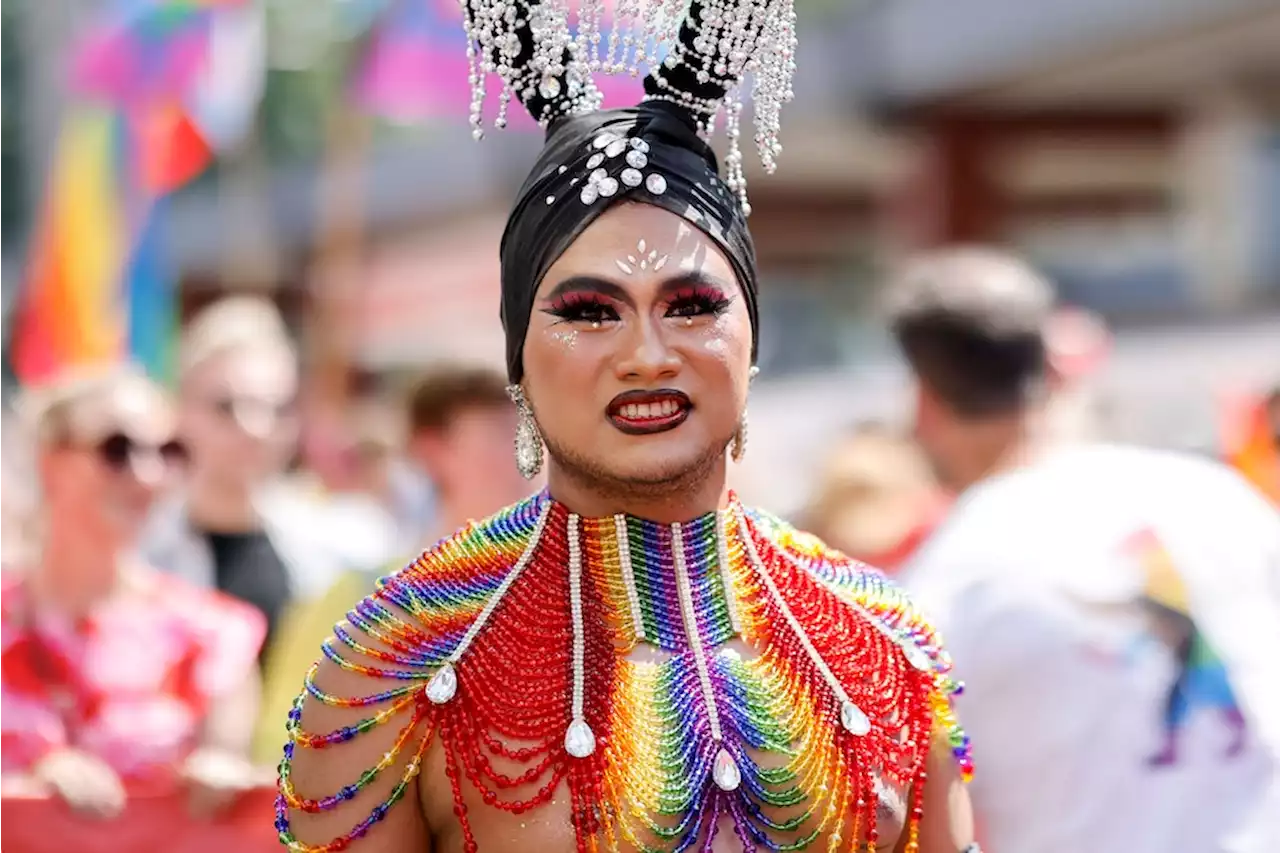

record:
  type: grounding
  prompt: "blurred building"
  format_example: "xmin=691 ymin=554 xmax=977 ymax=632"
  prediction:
xmin=869 ymin=0 xmax=1280 ymax=319
xmin=746 ymin=0 xmax=1280 ymax=510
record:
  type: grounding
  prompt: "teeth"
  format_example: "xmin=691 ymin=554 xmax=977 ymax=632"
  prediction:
xmin=618 ymin=399 xmax=682 ymax=420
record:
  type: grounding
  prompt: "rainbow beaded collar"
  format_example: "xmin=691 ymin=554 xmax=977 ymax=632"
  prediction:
xmin=277 ymin=493 xmax=971 ymax=852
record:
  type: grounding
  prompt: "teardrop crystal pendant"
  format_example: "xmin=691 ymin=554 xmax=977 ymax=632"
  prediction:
xmin=425 ymin=663 xmax=457 ymax=704
xmin=712 ymin=747 xmax=741 ymax=791
xmin=903 ymin=642 xmax=933 ymax=672
xmin=841 ymin=700 xmax=871 ymax=735
xmin=564 ymin=718 xmax=596 ymax=759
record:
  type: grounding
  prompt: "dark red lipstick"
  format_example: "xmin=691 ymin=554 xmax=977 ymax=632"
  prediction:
xmin=605 ymin=389 xmax=692 ymax=435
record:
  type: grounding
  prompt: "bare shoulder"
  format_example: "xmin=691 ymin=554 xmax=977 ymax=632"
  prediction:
xmin=896 ymin=730 xmax=975 ymax=853
xmin=278 ymin=594 xmax=432 ymax=852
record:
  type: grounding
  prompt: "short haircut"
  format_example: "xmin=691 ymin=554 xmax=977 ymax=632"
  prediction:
xmin=179 ymin=296 xmax=294 ymax=384
xmin=407 ymin=363 xmax=512 ymax=434
xmin=886 ymin=247 xmax=1055 ymax=417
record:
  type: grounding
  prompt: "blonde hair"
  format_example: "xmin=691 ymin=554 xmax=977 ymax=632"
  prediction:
xmin=179 ymin=296 xmax=294 ymax=383
xmin=6 ymin=366 xmax=170 ymax=563
xmin=19 ymin=364 xmax=157 ymax=448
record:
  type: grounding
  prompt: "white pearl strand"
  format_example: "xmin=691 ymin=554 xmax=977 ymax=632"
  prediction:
xmin=426 ymin=502 xmax=552 ymax=705
xmin=564 ymin=513 xmax=598 ymax=758
xmin=786 ymin=551 xmax=936 ymax=675
xmin=672 ymin=521 xmax=742 ymax=791
xmin=459 ymin=0 xmax=797 ymax=208
xmin=615 ymin=514 xmax=648 ymax=641
xmin=733 ymin=506 xmax=871 ymax=736
xmin=715 ymin=510 xmax=743 ymax=635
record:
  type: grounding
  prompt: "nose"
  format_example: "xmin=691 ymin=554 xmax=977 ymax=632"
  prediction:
xmin=614 ymin=316 xmax=682 ymax=382
xmin=234 ymin=402 xmax=278 ymax=441
xmin=128 ymin=451 xmax=168 ymax=488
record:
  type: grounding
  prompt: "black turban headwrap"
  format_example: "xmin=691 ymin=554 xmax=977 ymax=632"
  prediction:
xmin=489 ymin=1 xmax=760 ymax=383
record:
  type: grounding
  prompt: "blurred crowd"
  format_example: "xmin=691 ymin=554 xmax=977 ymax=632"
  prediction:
xmin=1 ymin=261 xmax=1277 ymax=850
xmin=0 ymin=296 xmax=539 ymax=822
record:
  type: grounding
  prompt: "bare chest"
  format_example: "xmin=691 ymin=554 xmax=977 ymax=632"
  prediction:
xmin=414 ymin=638 xmax=908 ymax=853
xmin=417 ymin=736 xmax=906 ymax=853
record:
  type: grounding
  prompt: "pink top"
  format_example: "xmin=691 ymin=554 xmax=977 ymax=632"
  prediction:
xmin=1 ymin=572 xmax=264 ymax=783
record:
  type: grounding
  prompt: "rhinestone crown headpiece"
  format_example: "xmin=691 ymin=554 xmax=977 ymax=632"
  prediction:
xmin=461 ymin=0 xmax=798 ymax=212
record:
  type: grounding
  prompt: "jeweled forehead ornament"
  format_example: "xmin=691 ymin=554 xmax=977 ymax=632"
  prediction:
xmin=547 ymin=132 xmax=668 ymax=206
xmin=615 ymin=239 xmax=669 ymax=276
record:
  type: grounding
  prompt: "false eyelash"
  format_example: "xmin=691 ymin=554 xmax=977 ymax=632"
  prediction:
xmin=543 ymin=292 xmax=620 ymax=324
xmin=666 ymin=286 xmax=734 ymax=318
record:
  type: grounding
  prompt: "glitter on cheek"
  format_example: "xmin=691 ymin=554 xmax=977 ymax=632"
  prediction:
xmin=701 ymin=313 xmax=744 ymax=357
xmin=551 ymin=330 xmax=579 ymax=350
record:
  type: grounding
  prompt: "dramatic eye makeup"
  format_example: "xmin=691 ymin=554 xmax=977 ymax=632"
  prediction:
xmin=665 ymin=285 xmax=734 ymax=319
xmin=542 ymin=290 xmax=621 ymax=325
xmin=538 ymin=272 xmax=735 ymax=327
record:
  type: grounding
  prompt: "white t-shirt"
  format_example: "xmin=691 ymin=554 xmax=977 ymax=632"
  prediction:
xmin=901 ymin=444 xmax=1280 ymax=853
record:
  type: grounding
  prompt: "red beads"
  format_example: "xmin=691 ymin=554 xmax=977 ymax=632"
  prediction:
xmin=277 ymin=496 xmax=970 ymax=852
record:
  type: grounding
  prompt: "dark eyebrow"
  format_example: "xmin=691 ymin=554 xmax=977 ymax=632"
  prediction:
xmin=542 ymin=276 xmax=634 ymax=307
xmin=655 ymin=270 xmax=736 ymax=296
xmin=542 ymin=270 xmax=736 ymax=306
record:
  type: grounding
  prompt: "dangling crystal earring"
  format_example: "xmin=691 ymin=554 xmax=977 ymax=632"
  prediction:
xmin=730 ymin=365 xmax=760 ymax=463
xmin=730 ymin=410 xmax=749 ymax=462
xmin=507 ymin=385 xmax=544 ymax=480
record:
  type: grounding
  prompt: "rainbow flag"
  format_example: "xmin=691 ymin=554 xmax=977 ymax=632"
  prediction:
xmin=12 ymin=112 xmax=130 ymax=382
xmin=11 ymin=0 xmax=240 ymax=386
xmin=11 ymin=113 xmax=202 ymax=385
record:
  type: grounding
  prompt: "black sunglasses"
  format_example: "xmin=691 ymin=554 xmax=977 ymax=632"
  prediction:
xmin=93 ymin=433 xmax=189 ymax=472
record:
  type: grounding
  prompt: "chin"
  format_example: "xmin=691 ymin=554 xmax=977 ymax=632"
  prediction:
xmin=547 ymin=428 xmax=727 ymax=493
xmin=603 ymin=441 xmax=722 ymax=486
xmin=103 ymin=503 xmax=149 ymax=537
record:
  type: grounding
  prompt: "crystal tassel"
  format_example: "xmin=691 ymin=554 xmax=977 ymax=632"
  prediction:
xmin=425 ymin=663 xmax=457 ymax=705
xmin=565 ymin=513 xmax=596 ymax=757
xmin=713 ymin=747 xmax=741 ymax=791
xmin=841 ymin=700 xmax=871 ymax=736
xmin=564 ymin=719 xmax=597 ymax=759
xmin=426 ymin=503 xmax=550 ymax=706
xmin=736 ymin=506 xmax=870 ymax=737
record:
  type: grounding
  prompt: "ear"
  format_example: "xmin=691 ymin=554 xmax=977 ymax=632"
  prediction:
xmin=912 ymin=380 xmax=938 ymax=432
xmin=36 ymin=445 xmax=76 ymax=498
xmin=408 ymin=430 xmax=445 ymax=465
xmin=1044 ymin=362 xmax=1070 ymax=396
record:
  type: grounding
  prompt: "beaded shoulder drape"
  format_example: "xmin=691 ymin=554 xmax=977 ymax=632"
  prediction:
xmin=276 ymin=493 xmax=971 ymax=852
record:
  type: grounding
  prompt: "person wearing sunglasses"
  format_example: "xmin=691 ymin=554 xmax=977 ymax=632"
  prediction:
xmin=0 ymin=367 xmax=267 ymax=820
